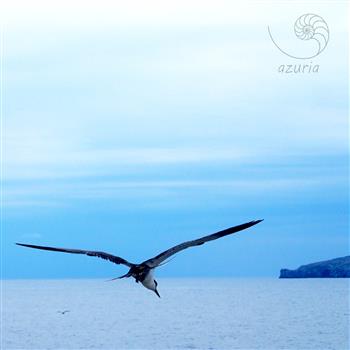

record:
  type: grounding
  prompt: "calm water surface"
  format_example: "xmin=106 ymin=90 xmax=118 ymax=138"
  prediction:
xmin=2 ymin=278 xmax=349 ymax=349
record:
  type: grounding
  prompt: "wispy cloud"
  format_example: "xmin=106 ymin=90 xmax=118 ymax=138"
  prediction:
xmin=5 ymin=175 xmax=346 ymax=208
xmin=19 ymin=232 xmax=43 ymax=240
xmin=5 ymin=146 xmax=252 ymax=179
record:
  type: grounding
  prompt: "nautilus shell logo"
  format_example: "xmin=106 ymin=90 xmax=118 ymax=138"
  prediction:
xmin=268 ymin=13 xmax=329 ymax=59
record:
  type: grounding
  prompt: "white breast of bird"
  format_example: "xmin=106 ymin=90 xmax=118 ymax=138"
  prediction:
xmin=141 ymin=269 xmax=156 ymax=291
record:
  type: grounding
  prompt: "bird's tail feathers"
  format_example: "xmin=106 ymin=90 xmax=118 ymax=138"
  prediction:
xmin=105 ymin=272 xmax=131 ymax=282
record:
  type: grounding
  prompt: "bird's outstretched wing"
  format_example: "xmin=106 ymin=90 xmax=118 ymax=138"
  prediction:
xmin=16 ymin=243 xmax=134 ymax=267
xmin=143 ymin=220 xmax=263 ymax=268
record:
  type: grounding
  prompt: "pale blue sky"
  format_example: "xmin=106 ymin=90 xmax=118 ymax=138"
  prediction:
xmin=3 ymin=1 xmax=348 ymax=278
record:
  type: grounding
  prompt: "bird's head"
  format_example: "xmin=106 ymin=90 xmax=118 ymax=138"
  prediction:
xmin=153 ymin=279 xmax=161 ymax=298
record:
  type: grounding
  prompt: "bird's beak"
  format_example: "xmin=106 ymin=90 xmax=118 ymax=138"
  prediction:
xmin=154 ymin=289 xmax=161 ymax=298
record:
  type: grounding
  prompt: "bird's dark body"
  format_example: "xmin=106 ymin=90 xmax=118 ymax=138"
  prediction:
xmin=128 ymin=264 xmax=151 ymax=283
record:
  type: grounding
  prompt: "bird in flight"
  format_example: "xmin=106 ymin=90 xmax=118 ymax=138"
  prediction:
xmin=17 ymin=220 xmax=263 ymax=298
xmin=57 ymin=310 xmax=70 ymax=315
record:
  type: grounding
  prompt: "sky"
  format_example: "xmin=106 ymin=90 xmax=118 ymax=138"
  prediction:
xmin=2 ymin=1 xmax=349 ymax=278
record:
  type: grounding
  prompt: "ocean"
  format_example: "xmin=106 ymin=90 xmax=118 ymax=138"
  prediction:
xmin=2 ymin=278 xmax=349 ymax=349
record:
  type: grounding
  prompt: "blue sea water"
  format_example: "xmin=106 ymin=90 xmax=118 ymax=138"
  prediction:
xmin=2 ymin=278 xmax=349 ymax=349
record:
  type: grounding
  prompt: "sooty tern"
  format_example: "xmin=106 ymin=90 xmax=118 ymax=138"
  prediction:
xmin=16 ymin=220 xmax=263 ymax=298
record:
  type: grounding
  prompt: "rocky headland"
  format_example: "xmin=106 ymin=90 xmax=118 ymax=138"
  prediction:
xmin=280 ymin=256 xmax=350 ymax=278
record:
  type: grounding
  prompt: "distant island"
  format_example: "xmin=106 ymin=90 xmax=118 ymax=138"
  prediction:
xmin=280 ymin=256 xmax=350 ymax=278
